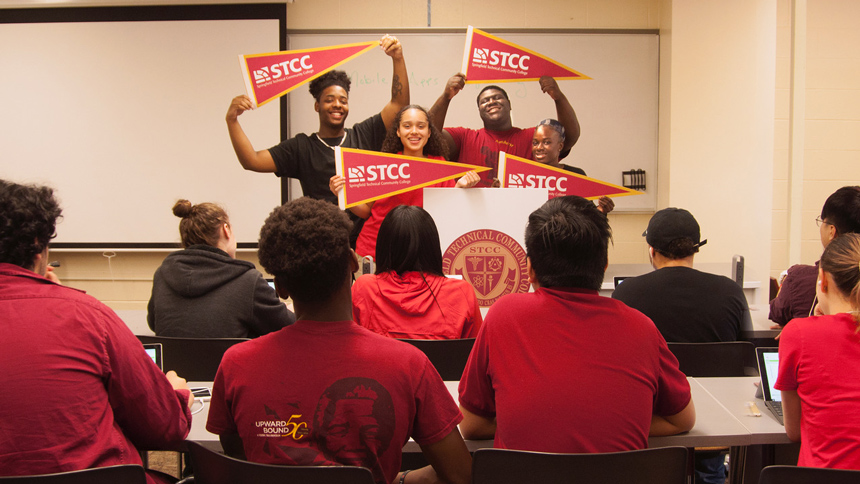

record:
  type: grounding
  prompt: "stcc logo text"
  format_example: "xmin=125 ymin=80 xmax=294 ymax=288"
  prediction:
xmin=348 ymin=163 xmax=411 ymax=184
xmin=472 ymin=48 xmax=530 ymax=71
xmin=507 ymin=173 xmax=567 ymax=192
xmin=254 ymin=55 xmax=313 ymax=85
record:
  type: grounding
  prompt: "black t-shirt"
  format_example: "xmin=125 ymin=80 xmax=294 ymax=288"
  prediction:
xmin=611 ymin=266 xmax=750 ymax=342
xmin=268 ymin=114 xmax=387 ymax=204
xmin=562 ymin=164 xmax=586 ymax=176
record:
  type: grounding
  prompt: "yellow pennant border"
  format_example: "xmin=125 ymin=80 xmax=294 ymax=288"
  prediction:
xmin=335 ymin=148 xmax=490 ymax=209
xmin=240 ymin=41 xmax=378 ymax=108
xmin=461 ymin=26 xmax=592 ymax=84
xmin=498 ymin=152 xmax=642 ymax=200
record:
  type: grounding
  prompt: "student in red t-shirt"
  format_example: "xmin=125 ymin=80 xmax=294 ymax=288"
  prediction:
xmin=330 ymin=104 xmax=479 ymax=257
xmin=776 ymin=233 xmax=860 ymax=469
xmin=352 ymin=204 xmax=483 ymax=339
xmin=429 ymin=74 xmax=580 ymax=186
xmin=458 ymin=196 xmax=695 ymax=452
xmin=207 ymin=198 xmax=471 ymax=484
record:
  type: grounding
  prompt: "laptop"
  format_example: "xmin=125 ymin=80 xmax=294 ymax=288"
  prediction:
xmin=756 ymin=347 xmax=784 ymax=425
xmin=143 ymin=343 xmax=163 ymax=371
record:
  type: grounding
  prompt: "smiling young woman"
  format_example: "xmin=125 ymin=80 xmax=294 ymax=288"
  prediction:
xmin=330 ymin=104 xmax=479 ymax=258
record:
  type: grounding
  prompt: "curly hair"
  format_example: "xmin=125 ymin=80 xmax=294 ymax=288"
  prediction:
xmin=0 ymin=179 xmax=62 ymax=270
xmin=258 ymin=197 xmax=354 ymax=303
xmin=309 ymin=70 xmax=351 ymax=101
xmin=172 ymin=199 xmax=229 ymax=248
xmin=380 ymin=105 xmax=450 ymax=159
xmin=525 ymin=196 xmax=612 ymax=290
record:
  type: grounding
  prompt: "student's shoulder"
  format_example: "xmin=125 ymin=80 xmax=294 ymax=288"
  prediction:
xmin=351 ymin=273 xmax=380 ymax=293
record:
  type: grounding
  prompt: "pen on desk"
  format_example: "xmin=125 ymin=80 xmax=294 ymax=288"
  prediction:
xmin=746 ymin=401 xmax=761 ymax=417
xmin=48 ymin=261 xmax=61 ymax=268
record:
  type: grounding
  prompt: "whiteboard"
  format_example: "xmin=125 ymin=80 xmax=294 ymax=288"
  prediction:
xmin=287 ymin=30 xmax=658 ymax=211
xmin=1 ymin=7 xmax=283 ymax=247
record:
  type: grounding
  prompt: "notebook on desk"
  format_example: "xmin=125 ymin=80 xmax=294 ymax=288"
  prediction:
xmin=756 ymin=347 xmax=783 ymax=425
xmin=143 ymin=343 xmax=163 ymax=371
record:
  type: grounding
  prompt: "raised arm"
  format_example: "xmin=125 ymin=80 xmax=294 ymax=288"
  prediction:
xmin=539 ymin=76 xmax=580 ymax=151
xmin=226 ymin=95 xmax=277 ymax=173
xmin=429 ymin=73 xmax=465 ymax=161
xmin=379 ymin=35 xmax=409 ymax=130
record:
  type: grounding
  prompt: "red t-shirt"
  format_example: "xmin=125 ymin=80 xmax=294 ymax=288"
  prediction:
xmin=207 ymin=320 xmax=462 ymax=484
xmin=352 ymin=271 xmax=482 ymax=339
xmin=0 ymin=264 xmax=191 ymax=484
xmin=459 ymin=287 xmax=691 ymax=452
xmin=446 ymin=126 xmax=536 ymax=187
xmin=355 ymin=155 xmax=454 ymax=258
xmin=775 ymin=313 xmax=860 ymax=469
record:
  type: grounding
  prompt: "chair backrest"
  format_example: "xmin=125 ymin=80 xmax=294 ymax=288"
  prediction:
xmin=0 ymin=465 xmax=146 ymax=483
xmin=667 ymin=341 xmax=758 ymax=377
xmin=760 ymin=465 xmax=860 ymax=484
xmin=396 ymin=338 xmax=475 ymax=381
xmin=472 ymin=447 xmax=689 ymax=484
xmin=135 ymin=335 xmax=249 ymax=381
xmin=186 ymin=441 xmax=376 ymax=484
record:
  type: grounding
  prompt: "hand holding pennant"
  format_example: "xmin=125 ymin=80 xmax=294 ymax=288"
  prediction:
xmin=497 ymin=152 xmax=642 ymax=201
xmin=239 ymin=42 xmax=378 ymax=108
xmin=334 ymin=148 xmax=490 ymax=210
xmin=461 ymin=26 xmax=591 ymax=83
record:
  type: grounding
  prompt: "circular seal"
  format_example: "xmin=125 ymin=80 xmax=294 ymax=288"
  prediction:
xmin=442 ymin=229 xmax=530 ymax=307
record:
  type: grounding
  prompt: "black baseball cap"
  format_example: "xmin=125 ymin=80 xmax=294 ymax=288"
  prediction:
xmin=643 ymin=208 xmax=707 ymax=252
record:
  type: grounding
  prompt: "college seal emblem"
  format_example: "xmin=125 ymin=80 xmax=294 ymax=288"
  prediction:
xmin=442 ymin=229 xmax=530 ymax=307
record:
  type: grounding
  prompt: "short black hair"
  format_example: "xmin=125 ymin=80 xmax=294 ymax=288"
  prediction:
xmin=258 ymin=197 xmax=353 ymax=304
xmin=821 ymin=186 xmax=860 ymax=236
xmin=655 ymin=239 xmax=700 ymax=260
xmin=525 ymin=196 xmax=612 ymax=290
xmin=476 ymin=85 xmax=509 ymax=105
xmin=0 ymin=179 xmax=62 ymax=270
xmin=375 ymin=205 xmax=444 ymax=276
xmin=309 ymin=70 xmax=351 ymax=101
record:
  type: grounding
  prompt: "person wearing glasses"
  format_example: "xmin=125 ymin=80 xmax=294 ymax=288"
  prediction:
xmin=428 ymin=74 xmax=580 ymax=187
xmin=770 ymin=186 xmax=860 ymax=327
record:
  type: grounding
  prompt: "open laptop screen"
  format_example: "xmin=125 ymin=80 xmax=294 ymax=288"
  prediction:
xmin=143 ymin=343 xmax=163 ymax=371
xmin=757 ymin=347 xmax=781 ymax=402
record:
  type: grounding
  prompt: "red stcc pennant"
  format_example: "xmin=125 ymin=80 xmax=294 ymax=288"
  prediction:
xmin=498 ymin=152 xmax=642 ymax=200
xmin=240 ymin=42 xmax=377 ymax=108
xmin=461 ymin=26 xmax=591 ymax=83
xmin=335 ymin=148 xmax=490 ymax=209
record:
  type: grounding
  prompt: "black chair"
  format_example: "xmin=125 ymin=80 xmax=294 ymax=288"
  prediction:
xmin=0 ymin=465 xmax=146 ymax=483
xmin=667 ymin=341 xmax=758 ymax=484
xmin=760 ymin=465 xmax=860 ymax=484
xmin=667 ymin=341 xmax=758 ymax=377
xmin=396 ymin=338 xmax=475 ymax=381
xmin=471 ymin=447 xmax=689 ymax=484
xmin=185 ymin=441 xmax=375 ymax=484
xmin=136 ymin=335 xmax=249 ymax=381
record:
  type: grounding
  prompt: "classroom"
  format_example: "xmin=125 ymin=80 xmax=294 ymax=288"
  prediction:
xmin=1 ymin=0 xmax=859 ymax=482
xmin=3 ymin=0 xmax=855 ymax=322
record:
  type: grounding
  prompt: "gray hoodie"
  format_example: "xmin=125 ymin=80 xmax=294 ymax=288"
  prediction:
xmin=147 ymin=245 xmax=295 ymax=337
